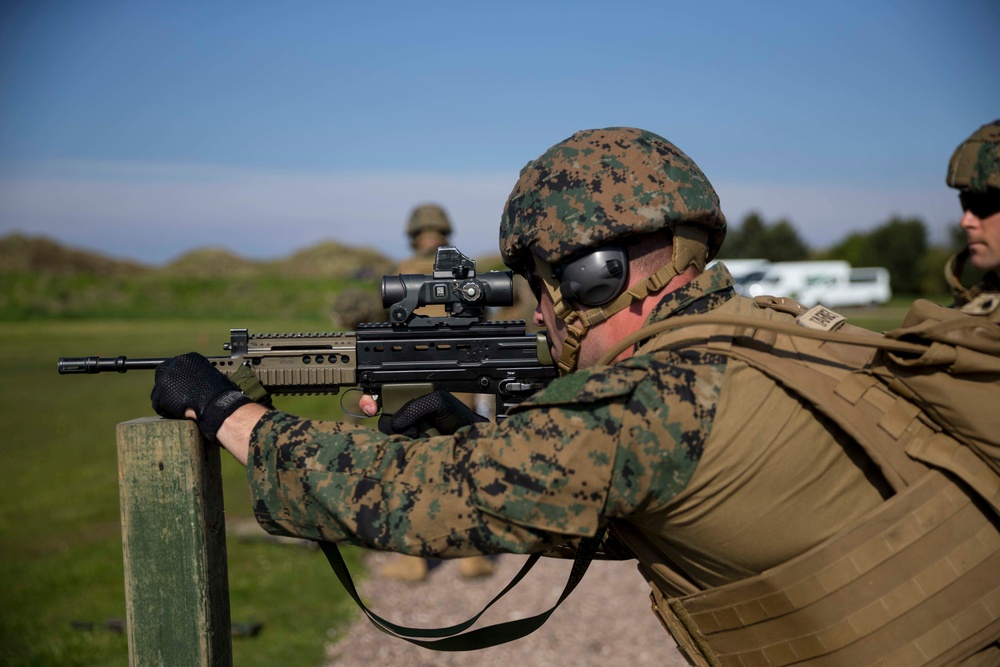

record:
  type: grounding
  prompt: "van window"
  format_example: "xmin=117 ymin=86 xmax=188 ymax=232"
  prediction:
xmin=849 ymin=268 xmax=882 ymax=283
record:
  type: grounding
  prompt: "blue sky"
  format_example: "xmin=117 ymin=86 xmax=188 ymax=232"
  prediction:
xmin=1 ymin=1 xmax=998 ymax=264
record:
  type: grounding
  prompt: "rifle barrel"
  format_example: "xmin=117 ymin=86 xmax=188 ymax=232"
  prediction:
xmin=57 ymin=356 xmax=168 ymax=375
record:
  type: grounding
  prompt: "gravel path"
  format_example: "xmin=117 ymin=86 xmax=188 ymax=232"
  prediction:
xmin=324 ymin=551 xmax=688 ymax=666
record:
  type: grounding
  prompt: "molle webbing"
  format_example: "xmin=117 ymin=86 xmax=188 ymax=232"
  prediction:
xmin=653 ymin=471 xmax=1000 ymax=667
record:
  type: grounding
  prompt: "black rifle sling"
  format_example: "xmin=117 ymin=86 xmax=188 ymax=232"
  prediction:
xmin=318 ymin=528 xmax=607 ymax=651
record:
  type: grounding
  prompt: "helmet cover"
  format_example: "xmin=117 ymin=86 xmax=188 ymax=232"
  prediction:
xmin=499 ymin=127 xmax=726 ymax=271
xmin=947 ymin=119 xmax=1000 ymax=193
xmin=407 ymin=204 xmax=453 ymax=237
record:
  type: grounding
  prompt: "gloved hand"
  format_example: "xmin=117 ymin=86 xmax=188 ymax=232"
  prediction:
xmin=150 ymin=352 xmax=252 ymax=441
xmin=378 ymin=391 xmax=489 ymax=438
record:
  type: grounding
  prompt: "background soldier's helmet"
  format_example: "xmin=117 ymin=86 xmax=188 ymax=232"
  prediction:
xmin=947 ymin=119 xmax=1000 ymax=193
xmin=407 ymin=204 xmax=453 ymax=238
xmin=499 ymin=127 xmax=726 ymax=272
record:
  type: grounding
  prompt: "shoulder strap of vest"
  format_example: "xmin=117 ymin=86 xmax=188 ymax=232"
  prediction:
xmin=597 ymin=307 xmax=928 ymax=368
xmin=601 ymin=304 xmax=932 ymax=491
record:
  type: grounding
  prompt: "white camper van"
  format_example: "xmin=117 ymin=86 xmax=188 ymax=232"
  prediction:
xmin=745 ymin=261 xmax=892 ymax=308
xmin=709 ymin=259 xmax=771 ymax=295
xmin=825 ymin=267 xmax=892 ymax=307
xmin=745 ymin=261 xmax=851 ymax=307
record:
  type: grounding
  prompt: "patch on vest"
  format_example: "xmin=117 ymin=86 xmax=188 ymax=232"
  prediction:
xmin=796 ymin=305 xmax=846 ymax=331
xmin=960 ymin=292 xmax=1000 ymax=316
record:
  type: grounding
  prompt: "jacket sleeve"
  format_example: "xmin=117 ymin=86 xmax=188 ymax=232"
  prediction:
xmin=245 ymin=373 xmax=626 ymax=557
xmin=245 ymin=356 xmax=718 ymax=557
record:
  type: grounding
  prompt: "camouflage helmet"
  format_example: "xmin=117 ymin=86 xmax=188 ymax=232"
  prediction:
xmin=946 ymin=119 xmax=1000 ymax=193
xmin=499 ymin=127 xmax=726 ymax=272
xmin=406 ymin=204 xmax=453 ymax=237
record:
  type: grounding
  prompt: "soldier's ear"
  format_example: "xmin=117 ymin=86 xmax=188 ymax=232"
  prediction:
xmin=557 ymin=248 xmax=629 ymax=307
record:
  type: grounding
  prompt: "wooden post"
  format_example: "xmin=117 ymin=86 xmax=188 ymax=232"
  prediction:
xmin=117 ymin=417 xmax=233 ymax=667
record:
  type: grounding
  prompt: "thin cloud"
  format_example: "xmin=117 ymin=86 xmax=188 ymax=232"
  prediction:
xmin=0 ymin=161 xmax=514 ymax=263
xmin=0 ymin=160 xmax=961 ymax=265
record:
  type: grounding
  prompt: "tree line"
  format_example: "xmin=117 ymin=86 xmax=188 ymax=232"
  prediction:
xmin=718 ymin=212 xmax=973 ymax=295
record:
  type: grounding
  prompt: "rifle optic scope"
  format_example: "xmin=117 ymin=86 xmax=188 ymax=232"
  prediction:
xmin=381 ymin=246 xmax=513 ymax=323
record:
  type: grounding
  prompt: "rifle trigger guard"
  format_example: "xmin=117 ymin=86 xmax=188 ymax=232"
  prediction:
xmin=340 ymin=387 xmax=379 ymax=419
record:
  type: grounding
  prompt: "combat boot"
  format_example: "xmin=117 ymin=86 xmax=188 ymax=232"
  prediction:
xmin=458 ymin=555 xmax=495 ymax=578
xmin=378 ymin=555 xmax=429 ymax=582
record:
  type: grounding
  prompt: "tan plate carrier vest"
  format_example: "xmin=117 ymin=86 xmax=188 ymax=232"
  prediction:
xmin=624 ymin=296 xmax=1000 ymax=667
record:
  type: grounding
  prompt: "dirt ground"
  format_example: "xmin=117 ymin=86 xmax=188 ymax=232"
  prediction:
xmin=323 ymin=551 xmax=689 ymax=667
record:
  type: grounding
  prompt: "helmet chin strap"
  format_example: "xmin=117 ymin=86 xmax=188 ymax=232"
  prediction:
xmin=534 ymin=226 xmax=710 ymax=374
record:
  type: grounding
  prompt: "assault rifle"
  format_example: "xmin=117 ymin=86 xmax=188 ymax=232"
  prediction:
xmin=58 ymin=247 xmax=557 ymax=418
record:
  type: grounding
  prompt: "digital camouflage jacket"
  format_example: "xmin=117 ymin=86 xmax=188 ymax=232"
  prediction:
xmin=247 ymin=263 xmax=886 ymax=589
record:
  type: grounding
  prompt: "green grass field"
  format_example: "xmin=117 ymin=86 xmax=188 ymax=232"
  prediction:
xmin=0 ymin=319 xmax=375 ymax=667
xmin=0 ymin=300 xmax=929 ymax=666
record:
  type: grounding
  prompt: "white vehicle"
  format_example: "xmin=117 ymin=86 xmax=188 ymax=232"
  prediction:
xmin=709 ymin=259 xmax=771 ymax=295
xmin=746 ymin=261 xmax=892 ymax=308
xmin=829 ymin=267 xmax=892 ymax=307
xmin=745 ymin=261 xmax=848 ymax=307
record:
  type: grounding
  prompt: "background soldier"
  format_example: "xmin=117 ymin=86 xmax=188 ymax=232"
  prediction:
xmin=330 ymin=204 xmax=456 ymax=328
xmin=396 ymin=203 xmax=454 ymax=277
xmin=379 ymin=203 xmax=497 ymax=582
xmin=944 ymin=119 xmax=1000 ymax=317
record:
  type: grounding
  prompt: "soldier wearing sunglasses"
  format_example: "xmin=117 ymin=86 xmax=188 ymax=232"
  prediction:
xmin=945 ymin=119 xmax=1000 ymax=316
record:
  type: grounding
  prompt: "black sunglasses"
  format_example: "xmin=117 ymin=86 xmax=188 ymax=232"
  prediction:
xmin=959 ymin=191 xmax=1000 ymax=219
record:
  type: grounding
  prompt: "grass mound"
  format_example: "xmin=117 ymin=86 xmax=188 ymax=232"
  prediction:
xmin=0 ymin=233 xmax=149 ymax=277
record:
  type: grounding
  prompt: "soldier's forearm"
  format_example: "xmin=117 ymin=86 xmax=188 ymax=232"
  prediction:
xmin=217 ymin=403 xmax=269 ymax=466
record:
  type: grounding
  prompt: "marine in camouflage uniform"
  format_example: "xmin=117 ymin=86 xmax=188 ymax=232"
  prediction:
xmin=248 ymin=262 xmax=886 ymax=575
xmin=153 ymin=128 xmax=999 ymax=665
xmin=944 ymin=119 xmax=1000 ymax=321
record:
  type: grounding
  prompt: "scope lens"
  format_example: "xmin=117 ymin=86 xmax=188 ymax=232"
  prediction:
xmin=381 ymin=276 xmax=406 ymax=308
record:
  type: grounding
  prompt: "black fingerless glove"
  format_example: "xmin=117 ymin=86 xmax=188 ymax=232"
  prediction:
xmin=378 ymin=390 xmax=490 ymax=438
xmin=150 ymin=352 xmax=252 ymax=441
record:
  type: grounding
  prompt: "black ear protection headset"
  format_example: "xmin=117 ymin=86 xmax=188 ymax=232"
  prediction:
xmin=554 ymin=247 xmax=629 ymax=307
